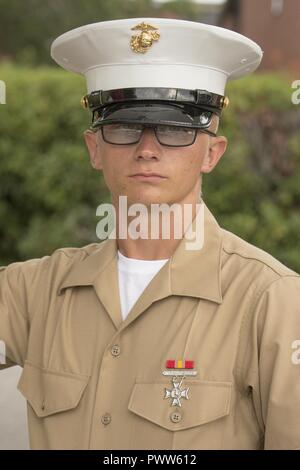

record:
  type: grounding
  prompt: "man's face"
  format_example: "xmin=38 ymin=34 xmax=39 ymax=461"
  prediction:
xmin=84 ymin=121 xmax=227 ymax=208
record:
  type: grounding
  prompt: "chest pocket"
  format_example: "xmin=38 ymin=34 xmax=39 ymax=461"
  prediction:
xmin=17 ymin=360 xmax=89 ymax=417
xmin=128 ymin=378 xmax=232 ymax=432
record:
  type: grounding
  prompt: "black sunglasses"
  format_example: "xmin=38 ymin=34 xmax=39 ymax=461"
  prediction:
xmin=98 ymin=123 xmax=216 ymax=147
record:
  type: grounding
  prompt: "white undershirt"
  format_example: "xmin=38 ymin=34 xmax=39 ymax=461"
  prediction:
xmin=117 ymin=250 xmax=170 ymax=321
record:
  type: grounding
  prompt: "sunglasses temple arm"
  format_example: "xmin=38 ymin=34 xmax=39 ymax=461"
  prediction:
xmin=198 ymin=129 xmax=217 ymax=137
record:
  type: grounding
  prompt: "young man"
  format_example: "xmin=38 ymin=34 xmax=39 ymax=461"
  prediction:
xmin=0 ymin=18 xmax=299 ymax=450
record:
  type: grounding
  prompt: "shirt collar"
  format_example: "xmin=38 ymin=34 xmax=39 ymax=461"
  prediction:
xmin=58 ymin=201 xmax=223 ymax=305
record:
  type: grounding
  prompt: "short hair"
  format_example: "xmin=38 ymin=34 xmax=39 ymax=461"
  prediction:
xmin=210 ymin=114 xmax=220 ymax=134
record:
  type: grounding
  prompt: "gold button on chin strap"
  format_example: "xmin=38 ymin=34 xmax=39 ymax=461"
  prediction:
xmin=220 ymin=96 xmax=230 ymax=109
xmin=80 ymin=95 xmax=89 ymax=109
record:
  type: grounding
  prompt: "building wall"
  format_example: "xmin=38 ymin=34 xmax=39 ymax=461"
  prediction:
xmin=220 ymin=0 xmax=300 ymax=74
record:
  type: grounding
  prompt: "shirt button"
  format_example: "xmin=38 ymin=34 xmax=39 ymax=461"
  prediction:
xmin=111 ymin=345 xmax=121 ymax=357
xmin=170 ymin=411 xmax=182 ymax=423
xmin=101 ymin=413 xmax=111 ymax=425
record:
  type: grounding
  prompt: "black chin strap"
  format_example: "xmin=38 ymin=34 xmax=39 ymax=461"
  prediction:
xmin=81 ymin=87 xmax=229 ymax=114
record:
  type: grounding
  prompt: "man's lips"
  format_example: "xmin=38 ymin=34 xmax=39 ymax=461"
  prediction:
xmin=129 ymin=173 xmax=167 ymax=182
xmin=129 ymin=173 xmax=167 ymax=178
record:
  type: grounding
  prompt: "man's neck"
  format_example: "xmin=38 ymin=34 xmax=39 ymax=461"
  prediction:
xmin=115 ymin=196 xmax=202 ymax=260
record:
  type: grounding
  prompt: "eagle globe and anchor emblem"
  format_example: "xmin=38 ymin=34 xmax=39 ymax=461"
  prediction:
xmin=130 ymin=22 xmax=160 ymax=53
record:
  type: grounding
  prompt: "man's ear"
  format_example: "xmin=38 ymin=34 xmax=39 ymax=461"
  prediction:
xmin=201 ymin=136 xmax=227 ymax=174
xmin=83 ymin=129 xmax=103 ymax=170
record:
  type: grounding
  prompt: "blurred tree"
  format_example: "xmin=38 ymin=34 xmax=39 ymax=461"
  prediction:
xmin=0 ymin=0 xmax=203 ymax=65
xmin=0 ymin=64 xmax=300 ymax=272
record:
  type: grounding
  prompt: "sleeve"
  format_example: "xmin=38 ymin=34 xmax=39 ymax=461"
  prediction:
xmin=245 ymin=275 xmax=300 ymax=450
xmin=0 ymin=263 xmax=30 ymax=370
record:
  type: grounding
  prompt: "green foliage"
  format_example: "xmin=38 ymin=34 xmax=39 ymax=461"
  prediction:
xmin=203 ymin=73 xmax=300 ymax=272
xmin=0 ymin=63 xmax=109 ymax=262
xmin=0 ymin=64 xmax=300 ymax=273
xmin=0 ymin=0 xmax=203 ymax=65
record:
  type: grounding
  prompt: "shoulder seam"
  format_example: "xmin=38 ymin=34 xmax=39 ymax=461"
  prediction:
xmin=222 ymin=245 xmax=298 ymax=278
xmin=52 ymin=244 xmax=100 ymax=260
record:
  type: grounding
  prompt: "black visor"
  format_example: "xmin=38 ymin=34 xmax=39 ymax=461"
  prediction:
xmin=91 ymin=101 xmax=214 ymax=130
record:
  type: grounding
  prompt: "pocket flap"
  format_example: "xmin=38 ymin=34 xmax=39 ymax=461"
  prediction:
xmin=17 ymin=361 xmax=89 ymax=417
xmin=128 ymin=379 xmax=232 ymax=431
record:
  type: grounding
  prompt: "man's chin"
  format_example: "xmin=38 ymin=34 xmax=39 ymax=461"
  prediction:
xmin=121 ymin=191 xmax=169 ymax=207
xmin=127 ymin=196 xmax=175 ymax=208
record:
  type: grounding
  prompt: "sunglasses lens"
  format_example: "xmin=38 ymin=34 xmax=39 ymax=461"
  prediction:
xmin=155 ymin=126 xmax=196 ymax=146
xmin=102 ymin=124 xmax=143 ymax=144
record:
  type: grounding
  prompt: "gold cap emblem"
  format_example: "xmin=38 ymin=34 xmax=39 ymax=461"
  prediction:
xmin=130 ymin=22 xmax=160 ymax=54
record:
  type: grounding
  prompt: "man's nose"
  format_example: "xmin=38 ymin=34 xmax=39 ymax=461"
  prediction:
xmin=134 ymin=127 xmax=161 ymax=159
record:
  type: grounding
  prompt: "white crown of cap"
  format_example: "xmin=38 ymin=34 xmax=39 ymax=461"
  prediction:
xmin=50 ymin=17 xmax=263 ymax=96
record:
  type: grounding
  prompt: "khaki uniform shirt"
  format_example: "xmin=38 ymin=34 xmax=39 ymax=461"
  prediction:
xmin=1 ymin=203 xmax=300 ymax=450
